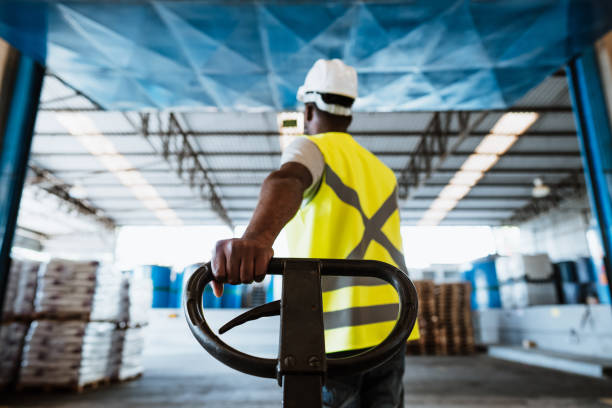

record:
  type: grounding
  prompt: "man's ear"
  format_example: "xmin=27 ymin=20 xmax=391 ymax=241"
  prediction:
xmin=305 ymin=104 xmax=314 ymax=122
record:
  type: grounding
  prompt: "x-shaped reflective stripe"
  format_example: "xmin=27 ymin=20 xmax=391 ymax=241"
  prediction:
xmin=324 ymin=165 xmax=408 ymax=273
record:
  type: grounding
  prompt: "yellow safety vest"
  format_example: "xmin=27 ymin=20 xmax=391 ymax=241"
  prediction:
xmin=284 ymin=132 xmax=419 ymax=353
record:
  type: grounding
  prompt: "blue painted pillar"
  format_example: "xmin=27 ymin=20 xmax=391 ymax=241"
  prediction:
xmin=567 ymin=45 xmax=612 ymax=297
xmin=0 ymin=44 xmax=45 ymax=318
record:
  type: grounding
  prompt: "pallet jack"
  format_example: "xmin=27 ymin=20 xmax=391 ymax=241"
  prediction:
xmin=184 ymin=258 xmax=418 ymax=407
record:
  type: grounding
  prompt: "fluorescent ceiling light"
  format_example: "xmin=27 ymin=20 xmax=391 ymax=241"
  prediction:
xmin=56 ymin=112 xmax=182 ymax=226
xmin=417 ymin=218 xmax=442 ymax=227
xmin=429 ymin=198 xmax=459 ymax=211
xmin=417 ymin=209 xmax=448 ymax=226
xmin=439 ymin=184 xmax=471 ymax=200
xmin=475 ymin=135 xmax=518 ymax=155
xmin=416 ymin=111 xmax=539 ymax=227
xmin=449 ymin=170 xmax=484 ymax=187
xmin=490 ymin=112 xmax=539 ymax=136
xmin=460 ymin=154 xmax=499 ymax=172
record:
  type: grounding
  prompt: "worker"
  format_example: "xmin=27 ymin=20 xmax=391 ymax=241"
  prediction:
xmin=211 ymin=59 xmax=417 ymax=407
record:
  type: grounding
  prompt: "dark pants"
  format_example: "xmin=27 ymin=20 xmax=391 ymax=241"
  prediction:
xmin=322 ymin=344 xmax=406 ymax=408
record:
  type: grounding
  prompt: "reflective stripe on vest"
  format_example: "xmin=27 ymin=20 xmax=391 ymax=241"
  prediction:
xmin=284 ymin=132 xmax=419 ymax=353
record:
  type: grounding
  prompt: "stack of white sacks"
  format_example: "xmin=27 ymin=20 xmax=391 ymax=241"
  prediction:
xmin=0 ymin=322 xmax=28 ymax=388
xmin=109 ymin=270 xmax=152 ymax=380
xmin=109 ymin=326 xmax=146 ymax=380
xmin=1 ymin=258 xmax=39 ymax=388
xmin=34 ymin=259 xmax=121 ymax=321
xmin=2 ymin=259 xmax=40 ymax=319
xmin=19 ymin=321 xmax=116 ymax=387
xmin=18 ymin=259 xmax=123 ymax=388
xmin=496 ymin=254 xmax=557 ymax=308
xmin=118 ymin=269 xmax=153 ymax=325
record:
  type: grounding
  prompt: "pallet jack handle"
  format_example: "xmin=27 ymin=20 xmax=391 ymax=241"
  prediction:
xmin=184 ymin=258 xmax=418 ymax=407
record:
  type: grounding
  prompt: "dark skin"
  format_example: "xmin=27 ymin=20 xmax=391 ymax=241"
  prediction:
xmin=211 ymin=104 xmax=352 ymax=296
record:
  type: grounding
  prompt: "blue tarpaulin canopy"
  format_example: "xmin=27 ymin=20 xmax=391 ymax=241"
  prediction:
xmin=1 ymin=1 xmax=611 ymax=111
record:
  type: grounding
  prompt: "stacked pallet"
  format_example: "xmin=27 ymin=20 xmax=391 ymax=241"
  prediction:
xmin=18 ymin=321 xmax=116 ymax=391
xmin=406 ymin=281 xmax=437 ymax=355
xmin=1 ymin=258 xmax=40 ymax=389
xmin=406 ymin=281 xmax=475 ymax=356
xmin=2 ymin=259 xmax=40 ymax=320
xmin=109 ymin=326 xmax=145 ymax=381
xmin=109 ymin=269 xmax=152 ymax=381
xmin=34 ymin=259 xmax=121 ymax=321
xmin=17 ymin=259 xmax=122 ymax=391
xmin=0 ymin=322 xmax=29 ymax=389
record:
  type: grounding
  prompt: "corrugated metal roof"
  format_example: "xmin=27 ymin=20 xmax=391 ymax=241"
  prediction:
xmin=26 ymin=71 xmax=585 ymax=229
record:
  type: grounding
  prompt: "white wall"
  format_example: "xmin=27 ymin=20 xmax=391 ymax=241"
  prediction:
xmin=519 ymin=195 xmax=592 ymax=262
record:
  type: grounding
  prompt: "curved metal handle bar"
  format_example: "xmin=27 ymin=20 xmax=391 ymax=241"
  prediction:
xmin=183 ymin=258 xmax=418 ymax=379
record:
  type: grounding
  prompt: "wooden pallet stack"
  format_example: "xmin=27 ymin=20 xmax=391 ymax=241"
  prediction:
xmin=406 ymin=281 xmax=475 ymax=356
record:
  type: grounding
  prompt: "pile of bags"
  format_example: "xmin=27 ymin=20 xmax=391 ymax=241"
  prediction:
xmin=118 ymin=269 xmax=153 ymax=326
xmin=2 ymin=259 xmax=40 ymax=319
xmin=0 ymin=322 xmax=28 ymax=388
xmin=19 ymin=321 xmax=116 ymax=387
xmin=35 ymin=259 xmax=121 ymax=321
xmin=109 ymin=327 xmax=145 ymax=381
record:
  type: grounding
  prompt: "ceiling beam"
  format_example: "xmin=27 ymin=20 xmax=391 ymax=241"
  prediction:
xmin=135 ymin=112 xmax=234 ymax=228
xmin=85 ymin=195 xmax=533 ymax=202
xmin=38 ymin=106 xmax=575 ymax=114
xmin=31 ymin=151 xmax=582 ymax=158
xmin=73 ymin=181 xmax=581 ymax=189
xmin=32 ymin=130 xmax=579 ymax=138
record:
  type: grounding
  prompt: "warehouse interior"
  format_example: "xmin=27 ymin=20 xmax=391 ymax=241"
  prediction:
xmin=2 ymin=1 xmax=612 ymax=407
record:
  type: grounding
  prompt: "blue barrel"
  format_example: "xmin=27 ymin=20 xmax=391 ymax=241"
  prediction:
xmin=597 ymin=284 xmax=611 ymax=304
xmin=555 ymin=261 xmax=578 ymax=282
xmin=143 ymin=265 xmax=171 ymax=308
xmin=576 ymin=258 xmax=597 ymax=283
xmin=473 ymin=259 xmax=498 ymax=289
xmin=221 ymin=284 xmax=243 ymax=308
xmin=472 ymin=288 xmax=501 ymax=309
xmin=560 ymin=282 xmax=581 ymax=304
xmin=266 ymin=277 xmax=275 ymax=303
xmin=169 ymin=271 xmax=184 ymax=308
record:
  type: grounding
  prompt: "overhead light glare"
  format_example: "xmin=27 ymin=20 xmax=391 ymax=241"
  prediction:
xmin=475 ymin=135 xmax=518 ymax=155
xmin=56 ymin=112 xmax=182 ymax=226
xmin=449 ymin=170 xmax=484 ymax=187
xmin=429 ymin=198 xmax=459 ymax=211
xmin=461 ymin=154 xmax=499 ymax=172
xmin=490 ymin=112 xmax=539 ymax=136
xmin=439 ymin=185 xmax=471 ymax=200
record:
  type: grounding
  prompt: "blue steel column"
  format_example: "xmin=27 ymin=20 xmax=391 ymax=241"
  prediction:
xmin=0 ymin=49 xmax=44 ymax=318
xmin=567 ymin=46 xmax=612 ymax=295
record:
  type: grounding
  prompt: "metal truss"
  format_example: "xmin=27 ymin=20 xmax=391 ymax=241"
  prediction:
xmin=397 ymin=111 xmax=488 ymax=200
xmin=504 ymin=172 xmax=587 ymax=224
xmin=139 ymin=112 xmax=233 ymax=229
xmin=27 ymin=165 xmax=115 ymax=230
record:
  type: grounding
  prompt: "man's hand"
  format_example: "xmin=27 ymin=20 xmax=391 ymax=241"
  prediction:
xmin=211 ymin=238 xmax=274 ymax=297
xmin=209 ymin=162 xmax=311 ymax=298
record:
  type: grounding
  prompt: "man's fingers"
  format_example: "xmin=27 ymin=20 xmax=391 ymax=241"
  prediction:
xmin=240 ymin=249 xmax=255 ymax=284
xmin=212 ymin=281 xmax=224 ymax=298
xmin=211 ymin=249 xmax=227 ymax=283
xmin=254 ymin=248 xmax=274 ymax=282
xmin=253 ymin=255 xmax=268 ymax=282
xmin=226 ymin=242 xmax=241 ymax=285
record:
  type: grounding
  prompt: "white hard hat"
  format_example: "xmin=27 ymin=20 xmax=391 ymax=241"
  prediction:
xmin=297 ymin=59 xmax=357 ymax=116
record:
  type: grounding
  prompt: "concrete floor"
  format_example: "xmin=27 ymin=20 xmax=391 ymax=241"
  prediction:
xmin=2 ymin=309 xmax=612 ymax=407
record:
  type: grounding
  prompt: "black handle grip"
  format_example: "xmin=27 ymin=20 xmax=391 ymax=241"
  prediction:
xmin=183 ymin=258 xmax=418 ymax=378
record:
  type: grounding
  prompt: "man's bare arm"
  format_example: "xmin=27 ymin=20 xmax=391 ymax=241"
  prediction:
xmin=210 ymin=162 xmax=312 ymax=297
